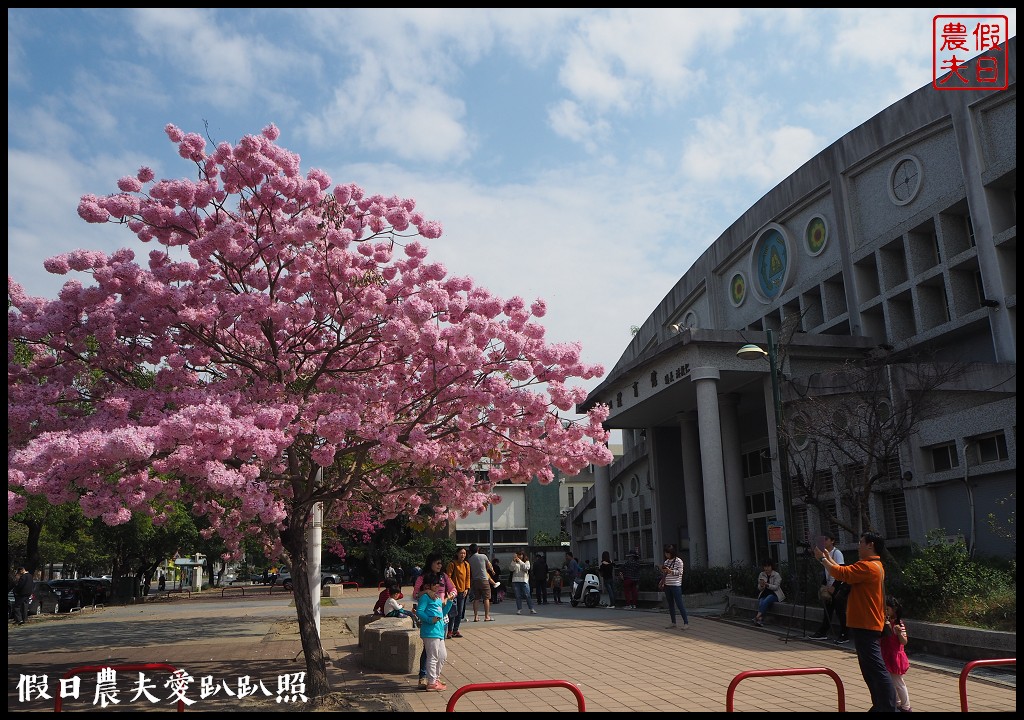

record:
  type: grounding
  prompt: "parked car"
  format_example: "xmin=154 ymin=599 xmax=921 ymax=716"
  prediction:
xmin=279 ymin=571 xmax=340 ymax=591
xmin=47 ymin=578 xmax=110 ymax=611
xmin=7 ymin=582 xmax=61 ymax=618
xmin=79 ymin=577 xmax=112 ymax=604
xmin=323 ymin=565 xmax=354 ymax=582
xmin=48 ymin=579 xmax=87 ymax=612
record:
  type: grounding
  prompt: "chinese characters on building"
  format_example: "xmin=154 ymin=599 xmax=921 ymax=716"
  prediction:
xmin=17 ymin=669 xmax=308 ymax=707
xmin=933 ymin=15 xmax=1009 ymax=91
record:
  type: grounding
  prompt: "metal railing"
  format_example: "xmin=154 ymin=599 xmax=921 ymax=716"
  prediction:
xmin=446 ymin=680 xmax=586 ymax=712
xmin=727 ymin=668 xmax=845 ymax=712
xmin=959 ymin=658 xmax=1016 ymax=712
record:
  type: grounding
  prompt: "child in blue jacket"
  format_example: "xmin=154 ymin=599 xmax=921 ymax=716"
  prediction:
xmin=415 ymin=572 xmax=454 ymax=691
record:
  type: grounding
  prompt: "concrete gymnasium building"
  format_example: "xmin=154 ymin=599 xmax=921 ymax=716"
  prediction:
xmin=574 ymin=39 xmax=1016 ymax=570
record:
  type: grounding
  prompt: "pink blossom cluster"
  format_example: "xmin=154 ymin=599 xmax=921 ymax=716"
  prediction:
xmin=8 ymin=123 xmax=612 ymax=552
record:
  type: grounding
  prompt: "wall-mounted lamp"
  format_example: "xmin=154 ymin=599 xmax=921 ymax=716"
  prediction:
xmin=669 ymin=324 xmax=682 ymax=335
xmin=736 ymin=343 xmax=768 ymax=360
xmin=980 ymin=298 xmax=1000 ymax=308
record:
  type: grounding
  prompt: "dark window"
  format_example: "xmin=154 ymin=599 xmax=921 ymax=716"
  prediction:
xmin=930 ymin=443 xmax=959 ymax=472
xmin=884 ymin=492 xmax=910 ymax=539
xmin=974 ymin=433 xmax=1008 ymax=463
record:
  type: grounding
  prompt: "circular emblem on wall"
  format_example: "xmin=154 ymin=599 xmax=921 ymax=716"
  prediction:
xmin=888 ymin=154 xmax=922 ymax=206
xmin=750 ymin=224 xmax=792 ymax=302
xmin=805 ymin=215 xmax=828 ymax=256
xmin=729 ymin=272 xmax=747 ymax=307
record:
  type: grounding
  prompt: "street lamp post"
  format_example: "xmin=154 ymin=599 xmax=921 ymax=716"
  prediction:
xmin=738 ymin=328 xmax=798 ymax=574
xmin=473 ymin=460 xmax=493 ymax=557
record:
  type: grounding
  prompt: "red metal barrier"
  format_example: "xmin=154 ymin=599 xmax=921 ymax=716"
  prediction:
xmin=727 ymin=668 xmax=845 ymax=712
xmin=959 ymin=658 xmax=1016 ymax=712
xmin=446 ymin=680 xmax=586 ymax=712
xmin=341 ymin=581 xmax=360 ymax=591
xmin=55 ymin=663 xmax=185 ymax=712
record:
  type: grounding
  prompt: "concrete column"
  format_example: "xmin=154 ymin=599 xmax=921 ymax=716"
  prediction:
xmin=594 ymin=462 xmax=613 ymax=562
xmin=678 ymin=412 xmax=708 ymax=568
xmin=691 ymin=366 xmax=731 ymax=567
xmin=719 ymin=394 xmax=750 ymax=566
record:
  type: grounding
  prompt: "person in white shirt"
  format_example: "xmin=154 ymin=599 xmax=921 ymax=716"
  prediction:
xmin=809 ymin=534 xmax=849 ymax=643
xmin=510 ymin=549 xmax=537 ymax=615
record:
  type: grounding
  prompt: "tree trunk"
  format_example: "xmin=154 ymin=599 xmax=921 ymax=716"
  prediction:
xmin=282 ymin=518 xmax=330 ymax=699
xmin=24 ymin=518 xmax=43 ymax=574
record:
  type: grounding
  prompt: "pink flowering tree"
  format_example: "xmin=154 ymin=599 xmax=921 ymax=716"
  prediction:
xmin=7 ymin=123 xmax=612 ymax=697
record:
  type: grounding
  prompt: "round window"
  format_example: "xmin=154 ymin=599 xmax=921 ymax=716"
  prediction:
xmin=615 ymin=484 xmax=624 ymax=501
xmin=630 ymin=475 xmax=641 ymax=496
xmin=790 ymin=413 xmax=811 ymax=450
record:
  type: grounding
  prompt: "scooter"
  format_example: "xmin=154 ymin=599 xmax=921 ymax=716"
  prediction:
xmin=569 ymin=571 xmax=601 ymax=608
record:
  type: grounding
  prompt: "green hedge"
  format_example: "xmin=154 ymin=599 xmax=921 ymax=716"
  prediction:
xmin=692 ymin=530 xmax=1017 ymax=631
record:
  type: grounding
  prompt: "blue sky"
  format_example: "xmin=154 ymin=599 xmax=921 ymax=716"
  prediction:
xmin=8 ymin=9 xmax=1017 ymax=405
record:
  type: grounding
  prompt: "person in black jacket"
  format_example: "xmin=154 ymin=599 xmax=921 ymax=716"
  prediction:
xmin=12 ymin=567 xmax=34 ymax=625
xmin=532 ymin=553 xmax=550 ymax=604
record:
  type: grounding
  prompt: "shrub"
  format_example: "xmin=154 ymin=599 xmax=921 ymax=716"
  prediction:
xmin=686 ymin=565 xmax=732 ymax=594
xmin=886 ymin=530 xmax=1015 ymax=626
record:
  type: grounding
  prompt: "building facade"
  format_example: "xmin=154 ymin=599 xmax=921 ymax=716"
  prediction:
xmin=577 ymin=40 xmax=1016 ymax=569
xmin=455 ymin=477 xmax=561 ymax=568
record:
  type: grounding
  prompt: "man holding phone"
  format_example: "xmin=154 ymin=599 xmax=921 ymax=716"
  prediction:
xmin=814 ymin=532 xmax=896 ymax=712
xmin=809 ymin=533 xmax=849 ymax=643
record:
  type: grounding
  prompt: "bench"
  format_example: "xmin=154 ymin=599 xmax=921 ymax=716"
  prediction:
xmin=726 ymin=595 xmax=826 ymax=632
xmin=360 ymin=615 xmax=422 ymax=674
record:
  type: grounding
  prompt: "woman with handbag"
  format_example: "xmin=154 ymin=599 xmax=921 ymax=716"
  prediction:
xmin=659 ymin=544 xmax=689 ymax=630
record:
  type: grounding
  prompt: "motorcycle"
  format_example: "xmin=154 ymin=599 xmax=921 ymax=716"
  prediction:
xmin=569 ymin=571 xmax=601 ymax=608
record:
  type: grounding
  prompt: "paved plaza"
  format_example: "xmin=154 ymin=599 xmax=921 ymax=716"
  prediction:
xmin=7 ymin=589 xmax=1016 ymax=712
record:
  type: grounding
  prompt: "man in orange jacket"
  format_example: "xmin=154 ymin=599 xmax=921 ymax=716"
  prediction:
xmin=815 ymin=531 xmax=896 ymax=712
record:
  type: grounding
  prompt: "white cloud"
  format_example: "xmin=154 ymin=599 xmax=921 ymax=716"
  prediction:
xmin=547 ymin=100 xmax=610 ymax=152
xmin=129 ymin=8 xmax=309 ymax=111
xmin=680 ymin=94 xmax=823 ymax=189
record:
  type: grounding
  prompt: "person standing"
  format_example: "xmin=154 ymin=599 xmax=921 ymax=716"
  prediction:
xmin=815 ymin=532 xmax=897 ymax=712
xmin=531 ymin=553 xmax=549 ymax=605
xmin=882 ymin=595 xmax=912 ymax=712
xmin=489 ymin=557 xmax=503 ymax=604
xmin=563 ymin=551 xmax=583 ymax=583
xmin=11 ymin=567 xmax=34 ymax=625
xmin=415 ymin=572 xmax=453 ymax=692
xmin=753 ymin=558 xmax=785 ymax=627
xmin=158 ymin=571 xmax=167 ymax=592
xmin=510 ymin=549 xmax=537 ymax=615
xmin=551 ymin=569 xmax=564 ymax=604
xmin=659 ymin=544 xmax=689 ymax=629
xmin=384 ymin=562 xmax=397 ymax=584
xmin=599 ymin=551 xmax=616 ymax=608
xmin=445 ymin=547 xmax=471 ymax=638
xmin=413 ymin=552 xmax=456 ymax=685
xmin=468 ymin=543 xmax=496 ymax=622
xmin=621 ymin=547 xmax=641 ymax=609
xmin=810 ymin=533 xmax=849 ymax=643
